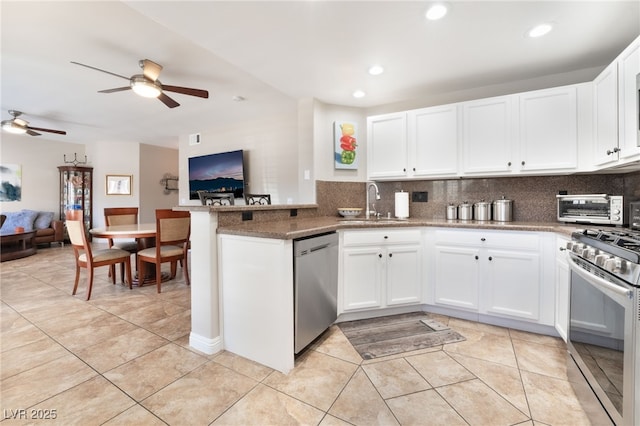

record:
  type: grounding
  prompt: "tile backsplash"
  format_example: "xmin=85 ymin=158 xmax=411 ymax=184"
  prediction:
xmin=317 ymin=171 xmax=640 ymax=222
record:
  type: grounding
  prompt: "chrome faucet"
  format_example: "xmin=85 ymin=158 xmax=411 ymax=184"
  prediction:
xmin=366 ymin=182 xmax=381 ymax=219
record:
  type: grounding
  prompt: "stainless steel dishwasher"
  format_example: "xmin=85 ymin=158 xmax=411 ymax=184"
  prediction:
xmin=293 ymin=231 xmax=339 ymax=354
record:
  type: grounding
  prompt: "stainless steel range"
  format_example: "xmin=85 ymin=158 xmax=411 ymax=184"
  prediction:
xmin=565 ymin=228 xmax=640 ymax=426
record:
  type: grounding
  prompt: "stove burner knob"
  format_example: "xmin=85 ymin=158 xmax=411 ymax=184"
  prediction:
xmin=594 ymin=254 xmax=608 ymax=267
xmin=603 ymin=257 xmax=627 ymax=274
xmin=585 ymin=248 xmax=599 ymax=260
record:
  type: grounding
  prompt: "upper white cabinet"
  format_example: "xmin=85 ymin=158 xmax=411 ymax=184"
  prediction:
xmin=367 ymin=105 xmax=459 ymax=180
xmin=461 ymin=95 xmax=514 ymax=175
xmin=593 ymin=35 xmax=640 ymax=169
xmin=408 ymin=104 xmax=459 ymax=178
xmin=518 ymin=86 xmax=578 ymax=172
xmin=367 ymin=112 xmax=408 ymax=179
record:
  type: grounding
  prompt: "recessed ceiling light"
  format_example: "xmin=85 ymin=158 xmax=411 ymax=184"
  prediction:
xmin=528 ymin=23 xmax=553 ymax=38
xmin=426 ymin=3 xmax=448 ymax=20
xmin=352 ymin=90 xmax=366 ymax=98
xmin=232 ymin=95 xmax=246 ymax=102
xmin=368 ymin=65 xmax=384 ymax=76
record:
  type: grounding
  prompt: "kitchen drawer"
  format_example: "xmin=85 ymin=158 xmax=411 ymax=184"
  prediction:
xmin=342 ymin=228 xmax=421 ymax=246
xmin=433 ymin=229 xmax=540 ymax=250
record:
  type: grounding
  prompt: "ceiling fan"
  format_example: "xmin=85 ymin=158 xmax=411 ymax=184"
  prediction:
xmin=1 ymin=110 xmax=67 ymax=136
xmin=71 ymin=59 xmax=209 ymax=108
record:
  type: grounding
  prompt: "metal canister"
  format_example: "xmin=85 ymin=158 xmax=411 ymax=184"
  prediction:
xmin=446 ymin=203 xmax=458 ymax=220
xmin=459 ymin=202 xmax=473 ymax=220
xmin=493 ymin=197 xmax=513 ymax=222
xmin=474 ymin=200 xmax=492 ymax=221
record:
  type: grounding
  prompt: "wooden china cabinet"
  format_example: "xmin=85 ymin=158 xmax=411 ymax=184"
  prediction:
xmin=58 ymin=166 xmax=93 ymax=240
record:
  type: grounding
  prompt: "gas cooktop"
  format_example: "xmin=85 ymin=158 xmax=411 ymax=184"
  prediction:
xmin=572 ymin=228 xmax=640 ymax=264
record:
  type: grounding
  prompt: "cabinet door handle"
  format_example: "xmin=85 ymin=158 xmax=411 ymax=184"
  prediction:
xmin=559 ymin=247 xmax=567 ymax=252
xmin=389 ymin=253 xmax=393 ymax=258
xmin=488 ymin=256 xmax=493 ymax=261
xmin=521 ymin=161 xmax=525 ymax=166
xmin=507 ymin=162 xmax=512 ymax=167
xmin=481 ymin=238 xmax=486 ymax=242
xmin=412 ymin=167 xmax=416 ymax=172
xmin=384 ymin=236 xmax=388 ymax=239
xmin=378 ymin=253 xmax=383 ymax=258
xmin=475 ymin=255 xmax=479 ymax=260
xmin=403 ymin=168 xmax=406 ymax=172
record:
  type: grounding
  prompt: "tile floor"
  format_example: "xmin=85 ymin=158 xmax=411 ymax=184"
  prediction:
xmin=1 ymin=243 xmax=611 ymax=425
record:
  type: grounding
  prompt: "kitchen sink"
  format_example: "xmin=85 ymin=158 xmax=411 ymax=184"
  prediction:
xmin=338 ymin=219 xmax=409 ymax=225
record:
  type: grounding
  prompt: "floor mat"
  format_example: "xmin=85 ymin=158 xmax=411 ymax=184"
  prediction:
xmin=337 ymin=312 xmax=466 ymax=360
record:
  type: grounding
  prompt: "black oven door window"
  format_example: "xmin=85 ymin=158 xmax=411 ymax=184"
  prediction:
xmin=569 ymin=270 xmax=625 ymax=418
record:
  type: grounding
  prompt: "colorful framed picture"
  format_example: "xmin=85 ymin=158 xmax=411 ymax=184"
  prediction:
xmin=0 ymin=163 xmax=22 ymax=201
xmin=334 ymin=121 xmax=358 ymax=170
xmin=106 ymin=174 xmax=132 ymax=195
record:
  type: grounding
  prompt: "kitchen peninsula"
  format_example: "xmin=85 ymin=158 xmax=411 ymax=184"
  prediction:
xmin=178 ymin=201 xmax=579 ymax=373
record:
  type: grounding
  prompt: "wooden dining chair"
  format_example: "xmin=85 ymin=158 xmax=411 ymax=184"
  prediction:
xmin=104 ymin=207 xmax=139 ymax=282
xmin=197 ymin=191 xmax=235 ymax=206
xmin=244 ymin=193 xmax=271 ymax=205
xmin=137 ymin=209 xmax=190 ymax=293
xmin=66 ymin=214 xmax=133 ymax=300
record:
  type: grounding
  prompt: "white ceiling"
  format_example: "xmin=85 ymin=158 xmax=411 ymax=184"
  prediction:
xmin=1 ymin=1 xmax=639 ymax=149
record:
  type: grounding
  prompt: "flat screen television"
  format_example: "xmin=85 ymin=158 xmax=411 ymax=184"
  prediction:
xmin=188 ymin=149 xmax=245 ymax=200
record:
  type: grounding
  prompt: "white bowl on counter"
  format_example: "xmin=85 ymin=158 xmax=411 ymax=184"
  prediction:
xmin=338 ymin=208 xmax=363 ymax=218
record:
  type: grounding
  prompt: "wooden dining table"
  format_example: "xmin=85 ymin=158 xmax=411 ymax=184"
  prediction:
xmin=90 ymin=223 xmax=168 ymax=285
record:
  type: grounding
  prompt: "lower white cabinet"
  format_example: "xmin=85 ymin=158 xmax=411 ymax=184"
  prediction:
xmin=427 ymin=228 xmax=554 ymax=325
xmin=340 ymin=229 xmax=422 ymax=313
xmin=555 ymin=235 xmax=570 ymax=342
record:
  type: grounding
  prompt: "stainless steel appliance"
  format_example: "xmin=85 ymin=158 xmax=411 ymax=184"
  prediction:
xmin=630 ymin=201 xmax=640 ymax=230
xmin=557 ymin=194 xmax=624 ymax=226
xmin=565 ymin=228 xmax=640 ymax=426
xmin=293 ymin=232 xmax=338 ymax=354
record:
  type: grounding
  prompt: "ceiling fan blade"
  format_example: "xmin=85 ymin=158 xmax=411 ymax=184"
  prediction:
xmin=98 ymin=86 xmax=132 ymax=94
xmin=70 ymin=61 xmax=130 ymax=80
xmin=26 ymin=129 xmax=41 ymax=136
xmin=162 ymin=85 xmax=209 ymax=98
xmin=27 ymin=126 xmax=67 ymax=135
xmin=158 ymin=92 xmax=180 ymax=108
xmin=141 ymin=59 xmax=162 ymax=81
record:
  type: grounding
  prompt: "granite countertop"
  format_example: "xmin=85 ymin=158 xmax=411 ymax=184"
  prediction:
xmin=216 ymin=216 xmax=583 ymax=240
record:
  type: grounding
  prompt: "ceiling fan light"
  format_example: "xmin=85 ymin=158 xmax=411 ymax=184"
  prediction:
xmin=130 ymin=76 xmax=162 ymax=98
xmin=1 ymin=120 xmax=27 ymax=134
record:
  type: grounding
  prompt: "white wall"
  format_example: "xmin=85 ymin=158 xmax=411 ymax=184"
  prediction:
xmin=0 ymin=134 xmax=86 ymax=216
xmin=178 ymin=106 xmax=300 ymax=205
xmin=139 ymin=143 xmax=179 ymax=223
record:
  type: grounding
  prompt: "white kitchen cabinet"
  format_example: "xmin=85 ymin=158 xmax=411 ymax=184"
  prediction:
xmin=428 ymin=228 xmax=552 ymax=325
xmin=408 ymin=104 xmax=459 ymax=178
xmin=461 ymin=95 xmax=514 ymax=175
xmin=340 ymin=229 xmax=422 ymax=313
xmin=593 ymin=35 xmax=640 ymax=169
xmin=555 ymin=235 xmax=570 ymax=342
xmin=518 ymin=86 xmax=578 ymax=172
xmin=367 ymin=112 xmax=408 ymax=179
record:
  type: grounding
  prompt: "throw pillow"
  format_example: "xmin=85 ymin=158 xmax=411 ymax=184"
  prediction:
xmin=1 ymin=210 xmax=39 ymax=232
xmin=34 ymin=211 xmax=55 ymax=230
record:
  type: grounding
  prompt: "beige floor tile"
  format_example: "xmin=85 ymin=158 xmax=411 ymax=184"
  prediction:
xmin=387 ymin=389 xmax=467 ymax=426
xmin=104 ymin=343 xmax=208 ymax=401
xmin=521 ymin=370 xmax=592 ymax=425
xmin=328 ymin=368 xmax=399 ymax=425
xmin=0 ymin=318 xmax=49 ymax=353
xmin=512 ymin=338 xmax=569 ymax=380
xmin=448 ymin=317 xmax=511 ymax=337
xmin=212 ymin=350 xmax=274 ymax=381
xmin=443 ymin=326 xmax=518 ymax=368
xmin=103 ymin=404 xmax=167 ymax=426
xmin=35 ymin=305 xmax=109 ymax=336
xmin=111 ymin=299 xmax=186 ymax=326
xmin=264 ymin=350 xmax=358 ymax=411
xmin=29 ymin=375 xmax=136 ymax=425
xmin=143 ymin=308 xmax=191 ymax=341
xmin=1 ymin=336 xmax=69 ymax=380
xmin=73 ymin=328 xmax=169 ymax=373
xmin=362 ymin=357 xmax=430 ymax=399
xmin=143 ymin=361 xmax=256 ymax=425
xmin=449 ymin=352 xmax=529 ymax=415
xmin=319 ymin=414 xmax=354 ymax=425
xmin=406 ymin=350 xmax=474 ymax=387
xmin=509 ymin=328 xmax=566 ymax=349
xmin=311 ymin=325 xmax=363 ymax=365
xmin=437 ymin=379 xmax=530 ymax=425
xmin=0 ymin=353 xmax=97 ymax=410
xmin=52 ymin=313 xmax=139 ymax=352
xmin=213 ymin=383 xmax=324 ymax=425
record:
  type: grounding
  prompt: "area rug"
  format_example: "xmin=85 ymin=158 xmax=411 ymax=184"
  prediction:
xmin=337 ymin=312 xmax=466 ymax=359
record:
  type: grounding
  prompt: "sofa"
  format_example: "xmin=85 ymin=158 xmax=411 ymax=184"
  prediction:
xmin=0 ymin=210 xmax=64 ymax=246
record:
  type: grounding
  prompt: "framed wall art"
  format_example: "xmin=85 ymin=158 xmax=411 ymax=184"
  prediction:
xmin=106 ymin=174 xmax=132 ymax=195
xmin=0 ymin=163 xmax=22 ymax=201
xmin=334 ymin=121 xmax=358 ymax=170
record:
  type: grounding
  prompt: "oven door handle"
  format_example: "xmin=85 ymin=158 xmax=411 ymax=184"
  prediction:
xmin=567 ymin=255 xmax=633 ymax=299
